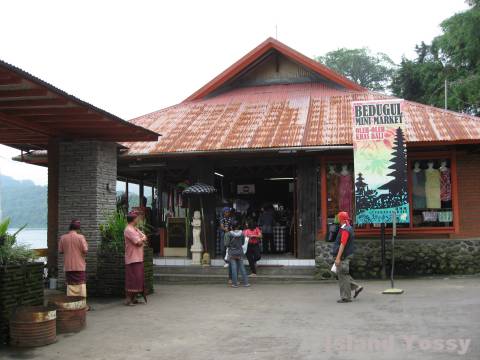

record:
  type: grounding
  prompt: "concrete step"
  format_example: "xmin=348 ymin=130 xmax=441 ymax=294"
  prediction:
xmin=154 ymin=265 xmax=317 ymax=284
xmin=154 ymin=273 xmax=317 ymax=284
xmin=154 ymin=265 xmax=315 ymax=276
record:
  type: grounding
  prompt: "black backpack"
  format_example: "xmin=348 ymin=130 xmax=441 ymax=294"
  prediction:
xmin=325 ymin=223 xmax=339 ymax=242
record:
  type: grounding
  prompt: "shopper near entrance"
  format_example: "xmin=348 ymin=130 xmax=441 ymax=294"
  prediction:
xmin=244 ymin=220 xmax=262 ymax=277
xmin=59 ymin=219 xmax=88 ymax=298
xmin=224 ymin=220 xmax=250 ymax=288
xmin=258 ymin=205 xmax=275 ymax=253
xmin=124 ymin=211 xmax=148 ymax=306
xmin=332 ymin=211 xmax=363 ymax=303
xmin=219 ymin=207 xmax=233 ymax=265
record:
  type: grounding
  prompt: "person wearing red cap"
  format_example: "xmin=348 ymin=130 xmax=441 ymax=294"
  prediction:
xmin=59 ymin=219 xmax=88 ymax=298
xmin=124 ymin=211 xmax=148 ymax=306
xmin=331 ymin=211 xmax=363 ymax=303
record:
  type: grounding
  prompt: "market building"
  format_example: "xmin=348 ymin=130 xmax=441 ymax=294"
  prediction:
xmin=9 ymin=38 xmax=480 ymax=279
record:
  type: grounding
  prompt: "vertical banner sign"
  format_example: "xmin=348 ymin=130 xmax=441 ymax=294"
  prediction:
xmin=352 ymin=100 xmax=409 ymax=224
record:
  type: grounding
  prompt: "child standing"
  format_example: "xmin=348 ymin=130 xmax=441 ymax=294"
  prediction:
xmin=224 ymin=221 xmax=250 ymax=288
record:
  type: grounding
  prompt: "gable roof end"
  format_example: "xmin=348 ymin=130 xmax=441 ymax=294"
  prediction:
xmin=184 ymin=37 xmax=366 ymax=102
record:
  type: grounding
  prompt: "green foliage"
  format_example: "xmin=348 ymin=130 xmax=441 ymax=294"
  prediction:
xmin=99 ymin=210 xmax=152 ymax=253
xmin=434 ymin=3 xmax=480 ymax=71
xmin=99 ymin=211 xmax=128 ymax=253
xmin=391 ymin=3 xmax=480 ymax=115
xmin=0 ymin=218 xmax=37 ymax=266
xmin=316 ymin=48 xmax=396 ymax=92
xmin=0 ymin=175 xmax=47 ymax=228
xmin=391 ymin=44 xmax=446 ymax=108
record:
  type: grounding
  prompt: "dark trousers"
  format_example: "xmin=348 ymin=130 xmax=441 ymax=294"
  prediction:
xmin=246 ymin=243 xmax=261 ymax=274
xmin=337 ymin=256 xmax=361 ymax=300
xmin=262 ymin=233 xmax=274 ymax=253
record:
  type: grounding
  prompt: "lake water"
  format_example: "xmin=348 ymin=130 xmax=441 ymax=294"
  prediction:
xmin=8 ymin=228 xmax=47 ymax=249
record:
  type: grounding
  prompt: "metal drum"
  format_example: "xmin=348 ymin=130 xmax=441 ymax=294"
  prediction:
xmin=10 ymin=306 xmax=56 ymax=347
xmin=47 ymin=295 xmax=87 ymax=333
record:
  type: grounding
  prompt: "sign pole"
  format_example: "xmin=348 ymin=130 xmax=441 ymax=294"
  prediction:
xmin=380 ymin=223 xmax=386 ymax=280
xmin=383 ymin=211 xmax=404 ymax=294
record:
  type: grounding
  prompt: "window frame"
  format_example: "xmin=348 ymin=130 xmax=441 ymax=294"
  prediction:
xmin=318 ymin=149 xmax=459 ymax=237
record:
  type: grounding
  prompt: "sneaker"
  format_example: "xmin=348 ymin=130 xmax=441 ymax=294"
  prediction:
xmin=231 ymin=284 xmax=239 ymax=288
xmin=337 ymin=298 xmax=352 ymax=303
xmin=249 ymin=273 xmax=257 ymax=277
xmin=354 ymin=286 xmax=364 ymax=299
xmin=244 ymin=284 xmax=251 ymax=288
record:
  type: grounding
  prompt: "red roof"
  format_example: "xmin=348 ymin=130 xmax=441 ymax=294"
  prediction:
xmin=124 ymin=39 xmax=480 ymax=156
xmin=185 ymin=37 xmax=364 ymax=101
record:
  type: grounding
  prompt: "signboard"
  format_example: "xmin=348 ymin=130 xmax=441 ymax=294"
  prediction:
xmin=352 ymin=100 xmax=409 ymax=224
xmin=237 ymin=184 xmax=255 ymax=194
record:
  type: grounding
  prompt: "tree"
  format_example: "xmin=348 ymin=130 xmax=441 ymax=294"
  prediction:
xmin=316 ymin=48 xmax=396 ymax=92
xmin=391 ymin=2 xmax=480 ymax=115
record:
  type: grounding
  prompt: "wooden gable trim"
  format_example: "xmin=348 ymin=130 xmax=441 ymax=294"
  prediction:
xmin=184 ymin=38 xmax=365 ymax=102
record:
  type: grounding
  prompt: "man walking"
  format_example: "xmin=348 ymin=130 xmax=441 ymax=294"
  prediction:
xmin=332 ymin=211 xmax=363 ymax=303
xmin=59 ymin=219 xmax=88 ymax=298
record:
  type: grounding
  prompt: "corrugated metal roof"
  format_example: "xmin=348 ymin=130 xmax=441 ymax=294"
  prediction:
xmin=185 ymin=37 xmax=364 ymax=101
xmin=124 ymin=83 xmax=480 ymax=155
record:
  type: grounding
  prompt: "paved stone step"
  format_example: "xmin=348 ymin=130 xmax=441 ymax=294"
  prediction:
xmin=154 ymin=265 xmax=315 ymax=276
xmin=154 ymin=273 xmax=317 ymax=284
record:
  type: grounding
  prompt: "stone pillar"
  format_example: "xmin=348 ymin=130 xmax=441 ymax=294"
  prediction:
xmin=57 ymin=141 xmax=117 ymax=292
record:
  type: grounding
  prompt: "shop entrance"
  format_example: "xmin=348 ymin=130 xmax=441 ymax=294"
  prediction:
xmin=214 ymin=163 xmax=297 ymax=257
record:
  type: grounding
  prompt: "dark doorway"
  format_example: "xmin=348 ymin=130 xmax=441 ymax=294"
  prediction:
xmin=214 ymin=163 xmax=296 ymax=256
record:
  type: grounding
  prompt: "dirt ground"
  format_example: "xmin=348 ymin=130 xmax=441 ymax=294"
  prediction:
xmin=1 ymin=277 xmax=479 ymax=360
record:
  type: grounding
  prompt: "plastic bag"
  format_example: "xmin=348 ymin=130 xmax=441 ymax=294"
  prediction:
xmin=242 ymin=236 xmax=249 ymax=253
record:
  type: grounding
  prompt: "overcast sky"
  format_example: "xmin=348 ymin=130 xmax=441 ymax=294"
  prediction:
xmin=0 ymin=0 xmax=470 ymax=186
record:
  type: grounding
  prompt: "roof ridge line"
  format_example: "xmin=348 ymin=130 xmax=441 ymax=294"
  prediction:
xmin=183 ymin=37 xmax=366 ymax=102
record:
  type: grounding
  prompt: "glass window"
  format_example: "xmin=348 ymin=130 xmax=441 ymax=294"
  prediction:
xmin=116 ymin=180 xmax=128 ymax=212
xmin=116 ymin=180 xmax=126 ymax=195
xmin=128 ymin=183 xmax=140 ymax=211
xmin=326 ymin=162 xmax=355 ymax=223
xmin=323 ymin=155 xmax=455 ymax=233
xmin=144 ymin=186 xmax=153 ymax=207
xmin=411 ymin=159 xmax=453 ymax=228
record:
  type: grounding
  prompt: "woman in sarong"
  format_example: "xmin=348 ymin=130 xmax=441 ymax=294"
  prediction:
xmin=124 ymin=212 xmax=148 ymax=306
xmin=59 ymin=219 xmax=88 ymax=298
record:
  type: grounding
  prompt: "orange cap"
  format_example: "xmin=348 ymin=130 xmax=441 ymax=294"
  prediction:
xmin=337 ymin=211 xmax=351 ymax=223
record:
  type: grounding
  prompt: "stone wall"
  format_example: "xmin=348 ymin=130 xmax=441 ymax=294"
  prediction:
xmin=0 ymin=263 xmax=44 ymax=345
xmin=57 ymin=141 xmax=117 ymax=291
xmin=315 ymin=239 xmax=480 ymax=279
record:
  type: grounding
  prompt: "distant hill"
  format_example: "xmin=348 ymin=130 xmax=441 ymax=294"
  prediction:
xmin=0 ymin=175 xmax=154 ymax=229
xmin=0 ymin=174 xmax=47 ymax=228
